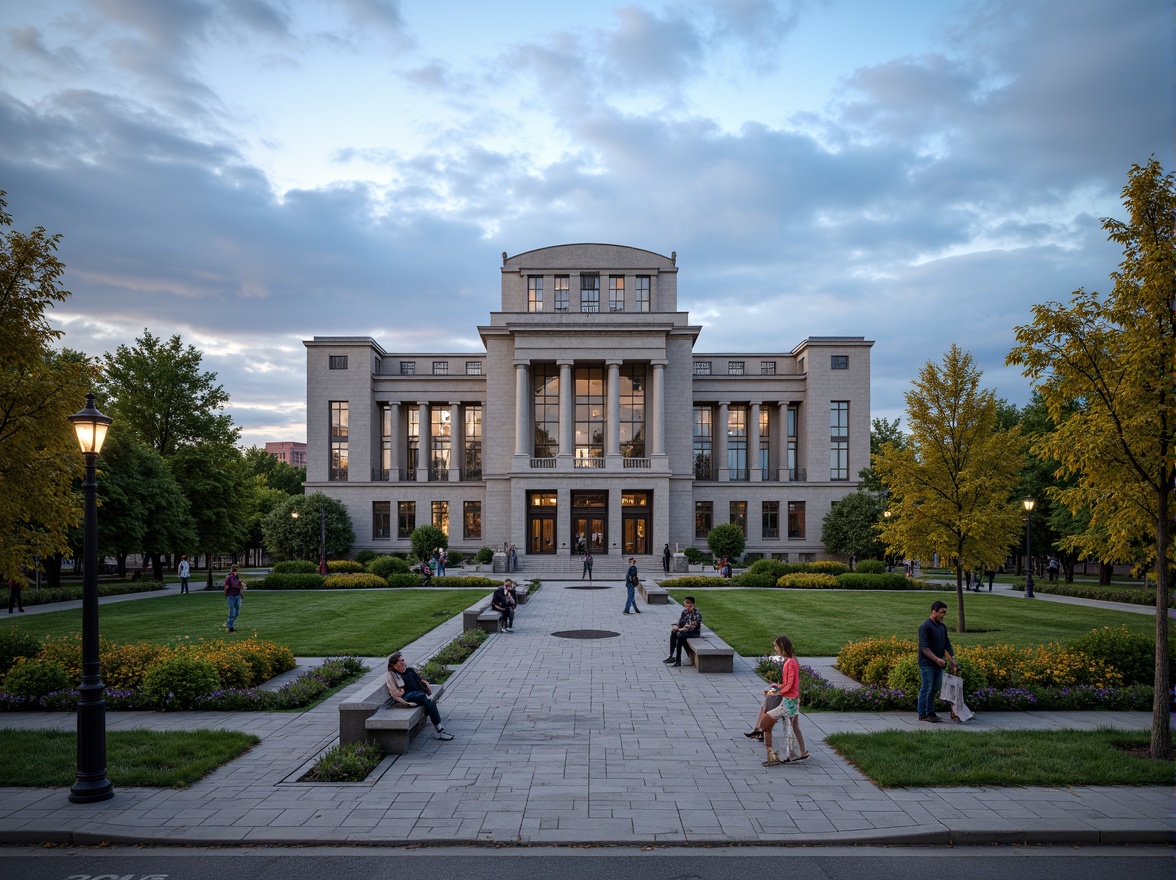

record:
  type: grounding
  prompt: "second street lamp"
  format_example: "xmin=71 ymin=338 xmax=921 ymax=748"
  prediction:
xmin=1023 ymin=499 xmax=1036 ymax=599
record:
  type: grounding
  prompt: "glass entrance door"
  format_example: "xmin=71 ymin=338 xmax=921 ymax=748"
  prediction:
xmin=527 ymin=492 xmax=558 ymax=554
xmin=570 ymin=491 xmax=608 ymax=554
xmin=622 ymin=491 xmax=651 ymax=555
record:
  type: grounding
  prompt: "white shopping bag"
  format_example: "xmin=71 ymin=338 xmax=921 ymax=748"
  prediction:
xmin=940 ymin=672 xmax=973 ymax=722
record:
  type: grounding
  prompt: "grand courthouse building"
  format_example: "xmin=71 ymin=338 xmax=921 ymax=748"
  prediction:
xmin=305 ymin=244 xmax=872 ymax=565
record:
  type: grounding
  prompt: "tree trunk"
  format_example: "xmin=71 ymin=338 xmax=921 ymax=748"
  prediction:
xmin=1151 ymin=485 xmax=1172 ymax=760
xmin=954 ymin=556 xmax=966 ymax=632
xmin=116 ymin=552 xmax=127 ymax=578
xmin=1099 ymin=562 xmax=1113 ymax=586
xmin=150 ymin=553 xmax=164 ymax=583
xmin=206 ymin=555 xmax=215 ymax=590
xmin=44 ymin=554 xmax=62 ymax=588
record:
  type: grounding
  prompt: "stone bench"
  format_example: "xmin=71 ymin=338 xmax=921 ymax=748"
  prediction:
xmin=461 ymin=595 xmax=502 ymax=633
xmin=638 ymin=581 xmax=668 ymax=604
xmin=339 ymin=678 xmax=447 ymax=755
xmin=682 ymin=628 xmax=735 ymax=673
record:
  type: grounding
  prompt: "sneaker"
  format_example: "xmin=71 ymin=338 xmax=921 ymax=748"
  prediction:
xmin=922 ymin=715 xmax=942 ymax=723
xmin=762 ymin=751 xmax=782 ymax=767
xmin=663 ymin=657 xmax=675 ymax=663
xmin=670 ymin=660 xmax=681 ymax=667
xmin=435 ymin=731 xmax=455 ymax=741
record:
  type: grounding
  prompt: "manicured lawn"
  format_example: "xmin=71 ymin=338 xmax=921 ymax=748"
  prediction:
xmin=669 ymin=589 xmax=1165 ymax=656
xmin=0 ymin=589 xmax=491 ymax=656
xmin=825 ymin=729 xmax=1174 ymax=787
xmin=0 ymin=728 xmax=260 ymax=787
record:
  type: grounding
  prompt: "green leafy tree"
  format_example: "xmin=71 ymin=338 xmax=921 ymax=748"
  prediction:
xmin=261 ymin=493 xmax=354 ymax=563
xmin=707 ymin=523 xmax=746 ymax=561
xmin=875 ymin=345 xmax=1025 ymax=631
xmin=410 ymin=524 xmax=448 ymax=563
xmin=820 ymin=491 xmax=885 ymax=560
xmin=0 ymin=190 xmax=97 ymax=582
xmin=1007 ymin=157 xmax=1174 ymax=760
xmin=240 ymin=445 xmax=305 ymax=496
xmin=170 ymin=444 xmax=248 ymax=586
xmin=858 ymin=417 xmax=905 ymax=497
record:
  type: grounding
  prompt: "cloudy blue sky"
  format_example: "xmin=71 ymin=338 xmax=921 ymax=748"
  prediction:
xmin=1 ymin=0 xmax=1170 ymax=446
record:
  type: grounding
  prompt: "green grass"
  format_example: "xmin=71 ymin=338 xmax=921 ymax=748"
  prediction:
xmin=0 ymin=728 xmax=260 ymax=787
xmin=826 ymin=729 xmax=1175 ymax=787
xmin=669 ymin=589 xmax=1165 ymax=656
xmin=0 ymin=589 xmax=491 ymax=656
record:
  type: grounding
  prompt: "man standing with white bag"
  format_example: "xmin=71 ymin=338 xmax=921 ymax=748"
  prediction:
xmin=917 ymin=600 xmax=956 ymax=722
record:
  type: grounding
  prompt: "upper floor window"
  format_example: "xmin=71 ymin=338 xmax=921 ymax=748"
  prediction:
xmin=465 ymin=361 xmax=482 ymax=375
xmin=693 ymin=361 xmax=712 ymax=376
xmin=329 ymin=401 xmax=348 ymax=481
xmin=728 ymin=361 xmax=745 ymax=376
xmin=328 ymin=355 xmax=348 ymax=370
xmin=528 ymin=276 xmax=543 ymax=312
xmin=831 ymin=355 xmax=849 ymax=370
xmin=432 ymin=361 xmax=449 ymax=375
xmin=635 ymin=275 xmax=650 ymax=312
xmin=400 ymin=361 xmax=416 ymax=375
xmin=554 ymin=275 xmax=570 ymax=311
xmin=760 ymin=361 xmax=776 ymax=375
xmin=608 ymin=275 xmax=625 ymax=312
xmin=580 ymin=274 xmax=600 ymax=313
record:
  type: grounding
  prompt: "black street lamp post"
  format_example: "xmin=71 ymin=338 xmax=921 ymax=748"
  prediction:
xmin=67 ymin=392 xmax=114 ymax=803
xmin=1023 ymin=499 xmax=1035 ymax=599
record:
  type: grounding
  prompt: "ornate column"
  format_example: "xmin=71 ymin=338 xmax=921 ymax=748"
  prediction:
xmin=778 ymin=402 xmax=789 ymax=482
xmin=606 ymin=360 xmax=621 ymax=459
xmin=514 ymin=362 xmax=529 ymax=458
xmin=418 ymin=402 xmax=431 ymax=481
xmin=651 ymin=362 xmax=666 ymax=457
xmin=388 ymin=402 xmax=401 ymax=481
xmin=559 ymin=360 xmax=574 ymax=465
xmin=717 ymin=401 xmax=729 ymax=481
xmin=749 ymin=402 xmax=762 ymax=481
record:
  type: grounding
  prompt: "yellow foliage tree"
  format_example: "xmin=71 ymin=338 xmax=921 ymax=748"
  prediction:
xmin=875 ymin=345 xmax=1025 ymax=632
xmin=1007 ymin=158 xmax=1174 ymax=760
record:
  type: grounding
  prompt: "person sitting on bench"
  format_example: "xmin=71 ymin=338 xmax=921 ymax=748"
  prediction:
xmin=385 ymin=652 xmax=453 ymax=741
xmin=664 ymin=595 xmax=702 ymax=667
xmin=492 ymin=579 xmax=517 ymax=632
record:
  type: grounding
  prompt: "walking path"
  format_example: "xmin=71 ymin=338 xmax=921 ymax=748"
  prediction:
xmin=0 ymin=578 xmax=1171 ymax=847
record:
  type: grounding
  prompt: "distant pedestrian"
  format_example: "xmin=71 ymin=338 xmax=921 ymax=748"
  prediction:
xmin=7 ymin=578 xmax=24 ymax=614
xmin=437 ymin=549 xmax=447 ymax=577
xmin=985 ymin=567 xmax=995 ymax=591
xmin=582 ymin=552 xmax=593 ymax=581
xmin=662 ymin=544 xmax=672 ymax=574
xmin=917 ymin=600 xmax=956 ymax=722
xmin=849 ymin=553 xmax=857 ymax=572
xmin=509 ymin=545 xmax=518 ymax=572
xmin=178 ymin=555 xmax=190 ymax=594
xmin=224 ymin=566 xmax=243 ymax=632
xmin=623 ymin=557 xmax=641 ymax=614
xmin=1047 ymin=556 xmax=1059 ymax=583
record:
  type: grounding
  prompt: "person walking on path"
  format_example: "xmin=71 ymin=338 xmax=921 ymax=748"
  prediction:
xmin=492 ymin=579 xmax=517 ymax=632
xmin=756 ymin=635 xmax=808 ymax=766
xmin=917 ymin=600 xmax=956 ymax=722
xmin=178 ymin=555 xmax=190 ymax=594
xmin=623 ymin=557 xmax=641 ymax=614
xmin=582 ymin=551 xmax=593 ymax=581
xmin=662 ymin=544 xmax=672 ymax=574
xmin=224 ymin=566 xmax=244 ymax=632
xmin=664 ymin=595 xmax=701 ymax=666
xmin=7 ymin=578 xmax=24 ymax=614
xmin=385 ymin=652 xmax=454 ymax=741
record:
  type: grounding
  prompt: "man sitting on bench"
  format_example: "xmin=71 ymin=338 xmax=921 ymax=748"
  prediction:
xmin=385 ymin=652 xmax=453 ymax=740
xmin=492 ymin=580 xmax=517 ymax=632
xmin=664 ymin=595 xmax=702 ymax=667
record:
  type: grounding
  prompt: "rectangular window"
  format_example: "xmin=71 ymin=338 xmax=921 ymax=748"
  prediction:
xmin=554 ymin=275 xmax=570 ymax=311
xmin=465 ymin=361 xmax=482 ymax=375
xmin=760 ymin=361 xmax=776 ymax=375
xmin=533 ymin=364 xmax=560 ymax=459
xmin=328 ymin=355 xmax=348 ymax=370
xmin=762 ymin=501 xmax=779 ymax=539
xmin=608 ymin=275 xmax=625 ymax=311
xmin=831 ymin=401 xmax=849 ymax=480
xmin=463 ymin=500 xmax=481 ymax=539
xmin=831 ymin=355 xmax=849 ymax=370
xmin=431 ymin=408 xmax=451 ymax=480
xmin=372 ymin=501 xmax=390 ymax=540
xmin=695 ymin=501 xmax=713 ymax=540
xmin=693 ymin=406 xmax=712 ymax=479
xmin=432 ymin=361 xmax=448 ymax=375
xmin=693 ymin=361 xmax=712 ymax=376
xmin=432 ymin=500 xmax=449 ymax=536
xmin=635 ymin=275 xmax=650 ymax=312
xmin=787 ymin=405 xmax=798 ymax=480
xmin=574 ymin=365 xmax=605 ymax=462
xmin=730 ymin=500 xmax=748 ymax=536
xmin=329 ymin=401 xmax=348 ymax=481
xmin=400 ymin=361 xmax=416 ymax=375
xmin=528 ymin=276 xmax=544 ymax=312
xmin=464 ymin=404 xmax=482 ymax=480
xmin=619 ymin=364 xmax=645 ymax=457
xmin=397 ymin=501 xmax=416 ymax=538
xmin=727 ymin=405 xmax=748 ymax=481
xmin=788 ymin=501 xmax=805 ymax=539
xmin=759 ymin=407 xmax=771 ymax=478
xmin=407 ymin=407 xmax=419 ymax=481
xmin=580 ymin=274 xmax=600 ymax=312
xmin=379 ymin=404 xmax=392 ymax=480
xmin=728 ymin=361 xmax=745 ymax=376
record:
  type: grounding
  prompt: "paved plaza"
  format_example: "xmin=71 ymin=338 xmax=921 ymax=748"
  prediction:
xmin=0 ymin=580 xmax=1172 ymax=846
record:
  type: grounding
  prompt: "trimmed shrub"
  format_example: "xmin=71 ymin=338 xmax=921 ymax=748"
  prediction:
xmin=476 ymin=547 xmax=494 ymax=564
xmin=1067 ymin=625 xmax=1168 ymax=686
xmin=141 ymin=654 xmax=221 ymax=709
xmin=322 ymin=573 xmax=389 ymax=589
xmin=326 ymin=560 xmax=365 ymax=573
xmin=386 ymin=573 xmax=427 ymax=587
xmin=366 ymin=555 xmax=411 ymax=577
xmin=34 ymin=634 xmax=83 ymax=682
xmin=807 ymin=560 xmax=850 ymax=575
xmin=777 ymin=573 xmax=839 ymax=589
xmin=100 ymin=640 xmax=171 ymax=690
xmin=854 ymin=559 xmax=887 ymax=574
xmin=837 ymin=636 xmax=916 ymax=679
xmin=745 ymin=559 xmax=792 ymax=581
xmin=446 ymin=551 xmax=465 ymax=566
xmin=3 ymin=658 xmax=70 ymax=698
xmin=683 ymin=547 xmax=713 ymax=565
xmin=257 ymin=573 xmax=325 ymax=589
xmin=273 ymin=560 xmax=318 ymax=574
xmin=731 ymin=572 xmax=780 ymax=587
xmin=887 ymin=653 xmax=989 ymax=694
xmin=355 ymin=550 xmax=379 ymax=564
xmin=836 ymin=573 xmax=922 ymax=590
xmin=658 ymin=576 xmax=729 ymax=588
xmin=433 ymin=576 xmax=498 ymax=587
xmin=0 ymin=627 xmax=42 ymax=676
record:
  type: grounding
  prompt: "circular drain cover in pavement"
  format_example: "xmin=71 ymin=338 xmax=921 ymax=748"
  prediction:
xmin=566 ymin=585 xmax=610 ymax=590
xmin=551 ymin=629 xmax=620 ymax=639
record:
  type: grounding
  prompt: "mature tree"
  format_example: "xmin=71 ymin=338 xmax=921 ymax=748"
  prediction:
xmin=821 ymin=491 xmax=885 ymax=560
xmin=858 ymin=417 xmax=905 ymax=497
xmin=262 ymin=493 xmax=354 ymax=563
xmin=875 ymin=345 xmax=1025 ymax=630
xmin=0 ymin=191 xmax=97 ymax=582
xmin=170 ymin=444 xmax=248 ymax=585
xmin=239 ymin=477 xmax=290 ymax=566
xmin=1007 ymin=158 xmax=1174 ymax=760
xmin=707 ymin=523 xmax=747 ymax=562
xmin=240 ymin=445 xmax=305 ymax=496
xmin=100 ymin=330 xmax=238 ymax=456
xmin=409 ymin=524 xmax=448 ymax=564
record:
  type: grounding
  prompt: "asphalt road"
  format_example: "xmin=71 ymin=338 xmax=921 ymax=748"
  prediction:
xmin=0 ymin=845 xmax=1171 ymax=880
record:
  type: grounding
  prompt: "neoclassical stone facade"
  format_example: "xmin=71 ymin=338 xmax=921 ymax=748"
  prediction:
xmin=304 ymin=244 xmax=872 ymax=561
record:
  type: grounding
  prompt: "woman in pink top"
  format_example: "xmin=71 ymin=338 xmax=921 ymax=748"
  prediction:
xmin=755 ymin=635 xmax=809 ymax=766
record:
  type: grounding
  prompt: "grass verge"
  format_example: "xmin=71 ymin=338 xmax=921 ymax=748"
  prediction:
xmin=825 ymin=728 xmax=1174 ymax=787
xmin=0 ymin=728 xmax=260 ymax=787
xmin=669 ymin=589 xmax=1164 ymax=656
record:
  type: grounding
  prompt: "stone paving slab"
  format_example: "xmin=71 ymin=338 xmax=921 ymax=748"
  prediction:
xmin=0 ymin=578 xmax=1172 ymax=847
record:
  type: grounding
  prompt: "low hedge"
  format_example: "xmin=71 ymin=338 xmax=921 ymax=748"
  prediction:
xmin=658 ymin=576 xmax=730 ymax=589
xmin=326 ymin=560 xmax=365 ymax=574
xmin=854 ymin=559 xmax=887 ymax=574
xmin=322 ymin=573 xmax=389 ymax=589
xmin=366 ymin=555 xmax=411 ymax=577
xmin=1017 ymin=582 xmax=1157 ymax=606
xmin=835 ymin=573 xmax=943 ymax=590
xmin=777 ymin=573 xmax=839 ymax=588
xmin=255 ymin=573 xmax=325 ymax=589
xmin=385 ymin=574 xmax=499 ymax=588
xmin=15 ymin=581 xmax=165 ymax=607
xmin=273 ymin=561 xmax=318 ymax=574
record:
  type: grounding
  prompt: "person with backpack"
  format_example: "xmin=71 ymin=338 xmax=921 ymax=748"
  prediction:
xmin=622 ymin=557 xmax=641 ymax=614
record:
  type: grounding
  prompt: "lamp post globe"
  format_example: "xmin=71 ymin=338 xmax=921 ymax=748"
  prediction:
xmin=66 ymin=392 xmax=114 ymax=803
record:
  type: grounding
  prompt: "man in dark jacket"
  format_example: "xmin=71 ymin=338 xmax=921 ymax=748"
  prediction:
xmin=917 ymin=600 xmax=956 ymax=722
xmin=492 ymin=580 xmax=517 ymax=632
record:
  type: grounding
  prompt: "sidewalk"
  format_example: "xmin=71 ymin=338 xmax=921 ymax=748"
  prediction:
xmin=0 ymin=580 xmax=1171 ymax=847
